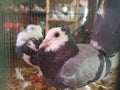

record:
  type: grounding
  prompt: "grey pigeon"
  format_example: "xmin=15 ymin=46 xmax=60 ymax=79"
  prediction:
xmin=37 ymin=27 xmax=111 ymax=89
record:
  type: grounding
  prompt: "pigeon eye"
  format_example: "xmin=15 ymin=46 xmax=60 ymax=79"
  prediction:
xmin=27 ymin=43 xmax=31 ymax=46
xmin=54 ymin=32 xmax=60 ymax=38
xmin=31 ymin=27 xmax=34 ymax=30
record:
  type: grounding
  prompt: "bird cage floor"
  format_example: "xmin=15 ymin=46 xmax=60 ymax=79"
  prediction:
xmin=7 ymin=66 xmax=56 ymax=90
xmin=6 ymin=66 xmax=118 ymax=90
xmin=89 ymin=68 xmax=118 ymax=90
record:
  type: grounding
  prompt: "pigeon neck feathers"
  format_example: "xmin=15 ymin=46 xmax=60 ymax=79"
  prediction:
xmin=38 ymin=42 xmax=79 ymax=79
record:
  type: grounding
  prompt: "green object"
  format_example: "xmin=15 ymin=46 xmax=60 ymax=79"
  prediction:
xmin=0 ymin=20 xmax=12 ymax=90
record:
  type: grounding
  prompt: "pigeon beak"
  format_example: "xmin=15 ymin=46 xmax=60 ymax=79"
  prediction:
xmin=39 ymin=39 xmax=50 ymax=49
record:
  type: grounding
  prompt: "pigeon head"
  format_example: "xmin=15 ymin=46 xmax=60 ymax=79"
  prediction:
xmin=16 ymin=24 xmax=43 ymax=48
xmin=26 ymin=24 xmax=43 ymax=39
xmin=39 ymin=27 xmax=71 ymax=52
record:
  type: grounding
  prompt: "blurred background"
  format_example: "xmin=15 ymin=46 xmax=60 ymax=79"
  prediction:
xmin=0 ymin=0 xmax=119 ymax=90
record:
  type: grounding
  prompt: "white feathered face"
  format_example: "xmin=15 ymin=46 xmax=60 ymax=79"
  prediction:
xmin=16 ymin=24 xmax=43 ymax=47
xmin=39 ymin=27 xmax=68 ymax=52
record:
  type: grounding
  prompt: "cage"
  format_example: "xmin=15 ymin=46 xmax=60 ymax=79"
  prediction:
xmin=0 ymin=0 xmax=118 ymax=90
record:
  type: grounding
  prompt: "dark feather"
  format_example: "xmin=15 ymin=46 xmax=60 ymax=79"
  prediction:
xmin=92 ymin=0 xmax=120 ymax=56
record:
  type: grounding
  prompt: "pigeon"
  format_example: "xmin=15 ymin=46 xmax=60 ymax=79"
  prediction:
xmin=32 ymin=4 xmax=45 ymax=12
xmin=37 ymin=27 xmax=111 ymax=89
xmin=91 ymin=0 xmax=120 ymax=68
xmin=16 ymin=24 xmax=43 ymax=78
xmin=91 ymin=0 xmax=120 ymax=56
